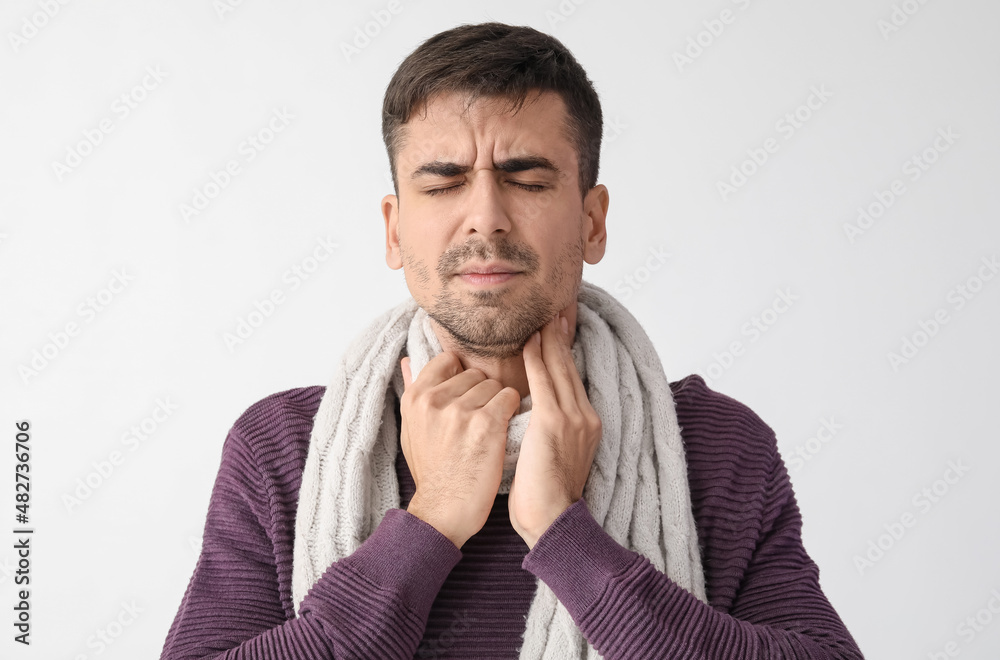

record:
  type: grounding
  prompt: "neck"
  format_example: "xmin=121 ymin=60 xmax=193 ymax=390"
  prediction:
xmin=428 ymin=303 xmax=579 ymax=400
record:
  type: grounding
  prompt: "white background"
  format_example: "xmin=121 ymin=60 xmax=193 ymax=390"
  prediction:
xmin=1 ymin=0 xmax=998 ymax=658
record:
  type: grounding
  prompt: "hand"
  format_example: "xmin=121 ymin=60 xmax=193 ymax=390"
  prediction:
xmin=400 ymin=351 xmax=521 ymax=549
xmin=508 ymin=313 xmax=602 ymax=550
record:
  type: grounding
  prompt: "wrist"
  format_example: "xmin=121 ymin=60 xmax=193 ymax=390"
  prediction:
xmin=518 ymin=498 xmax=574 ymax=551
xmin=406 ymin=498 xmax=466 ymax=549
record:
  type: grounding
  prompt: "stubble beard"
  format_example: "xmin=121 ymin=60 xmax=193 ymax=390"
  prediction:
xmin=402 ymin=235 xmax=584 ymax=360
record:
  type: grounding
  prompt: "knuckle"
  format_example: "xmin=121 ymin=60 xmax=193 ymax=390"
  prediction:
xmin=443 ymin=352 xmax=465 ymax=372
xmin=555 ymin=412 xmax=572 ymax=432
xmin=435 ymin=350 xmax=457 ymax=366
xmin=424 ymin=387 xmax=449 ymax=409
xmin=465 ymin=376 xmax=493 ymax=398
xmin=588 ymin=413 xmax=602 ymax=436
xmin=473 ymin=405 xmax=504 ymax=430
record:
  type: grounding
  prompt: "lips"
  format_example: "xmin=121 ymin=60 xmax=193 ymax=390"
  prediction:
xmin=457 ymin=262 xmax=521 ymax=275
xmin=458 ymin=272 xmax=519 ymax=286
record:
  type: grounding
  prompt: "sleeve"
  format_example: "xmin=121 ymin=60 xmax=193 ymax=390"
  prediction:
xmin=159 ymin=427 xmax=463 ymax=660
xmin=522 ymin=463 xmax=865 ymax=658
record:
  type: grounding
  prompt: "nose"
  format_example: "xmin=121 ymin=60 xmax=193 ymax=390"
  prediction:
xmin=461 ymin=170 xmax=512 ymax=237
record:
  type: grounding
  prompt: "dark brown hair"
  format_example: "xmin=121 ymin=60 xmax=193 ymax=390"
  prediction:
xmin=381 ymin=22 xmax=603 ymax=199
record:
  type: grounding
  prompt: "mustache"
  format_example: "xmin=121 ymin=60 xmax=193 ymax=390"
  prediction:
xmin=436 ymin=239 xmax=539 ymax=276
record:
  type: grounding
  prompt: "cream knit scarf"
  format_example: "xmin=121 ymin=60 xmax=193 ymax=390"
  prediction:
xmin=292 ymin=280 xmax=706 ymax=658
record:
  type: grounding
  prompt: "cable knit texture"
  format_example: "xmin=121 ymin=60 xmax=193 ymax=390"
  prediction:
xmin=292 ymin=281 xmax=707 ymax=660
xmin=160 ymin=375 xmax=865 ymax=659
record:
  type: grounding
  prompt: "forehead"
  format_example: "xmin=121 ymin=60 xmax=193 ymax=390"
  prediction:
xmin=398 ymin=90 xmax=577 ymax=174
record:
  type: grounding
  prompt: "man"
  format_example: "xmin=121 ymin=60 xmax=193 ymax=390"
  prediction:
xmin=161 ymin=22 xmax=864 ymax=659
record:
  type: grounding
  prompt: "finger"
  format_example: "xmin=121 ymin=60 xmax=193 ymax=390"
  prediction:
xmin=483 ymin=385 xmax=523 ymax=424
xmin=569 ymin=363 xmax=591 ymax=414
xmin=523 ymin=326 xmax=557 ymax=407
xmin=540 ymin=314 xmax=578 ymax=410
xmin=559 ymin=319 xmax=592 ymax=412
xmin=408 ymin=351 xmax=465 ymax=389
xmin=409 ymin=351 xmax=494 ymax=401
xmin=459 ymin=376 xmax=506 ymax=409
xmin=401 ymin=356 xmax=412 ymax=389
xmin=437 ymin=367 xmax=494 ymax=402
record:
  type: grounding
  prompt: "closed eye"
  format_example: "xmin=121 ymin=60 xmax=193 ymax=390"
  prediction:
xmin=424 ymin=181 xmax=547 ymax=196
xmin=423 ymin=183 xmax=461 ymax=197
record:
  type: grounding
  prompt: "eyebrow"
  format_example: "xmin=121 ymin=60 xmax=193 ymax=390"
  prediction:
xmin=410 ymin=156 xmax=560 ymax=180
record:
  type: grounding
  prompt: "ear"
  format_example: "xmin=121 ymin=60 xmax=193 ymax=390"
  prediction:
xmin=581 ymin=184 xmax=609 ymax=265
xmin=382 ymin=193 xmax=402 ymax=270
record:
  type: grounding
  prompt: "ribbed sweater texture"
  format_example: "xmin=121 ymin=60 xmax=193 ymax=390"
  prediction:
xmin=160 ymin=374 xmax=864 ymax=659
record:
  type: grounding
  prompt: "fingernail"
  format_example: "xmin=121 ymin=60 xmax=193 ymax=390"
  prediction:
xmin=534 ymin=331 xmax=541 ymax=345
xmin=560 ymin=316 xmax=568 ymax=335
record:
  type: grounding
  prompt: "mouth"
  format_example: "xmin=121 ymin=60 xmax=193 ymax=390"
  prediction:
xmin=455 ymin=263 xmax=521 ymax=287
xmin=456 ymin=261 xmax=522 ymax=276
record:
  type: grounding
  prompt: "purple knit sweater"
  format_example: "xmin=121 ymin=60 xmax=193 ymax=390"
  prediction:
xmin=160 ymin=374 xmax=863 ymax=659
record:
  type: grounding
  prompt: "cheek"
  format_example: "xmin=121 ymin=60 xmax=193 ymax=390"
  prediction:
xmin=516 ymin=188 xmax=563 ymax=220
xmin=400 ymin=230 xmax=453 ymax=279
xmin=400 ymin=219 xmax=441 ymax=254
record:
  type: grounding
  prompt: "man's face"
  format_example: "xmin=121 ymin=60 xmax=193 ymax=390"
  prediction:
xmin=382 ymin=90 xmax=608 ymax=360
